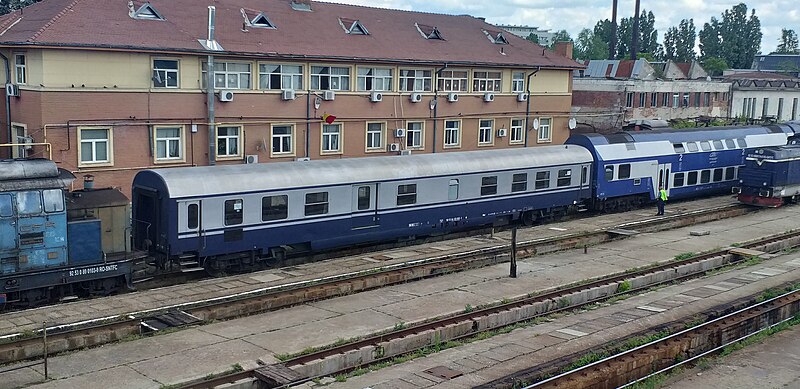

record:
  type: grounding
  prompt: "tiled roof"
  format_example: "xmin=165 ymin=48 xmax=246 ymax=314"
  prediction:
xmin=0 ymin=0 xmax=582 ymax=69
xmin=675 ymin=63 xmax=690 ymax=77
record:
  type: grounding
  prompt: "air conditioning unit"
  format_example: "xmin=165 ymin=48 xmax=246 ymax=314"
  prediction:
xmin=370 ymin=91 xmax=383 ymax=103
xmin=388 ymin=143 xmax=401 ymax=152
xmin=295 ymin=157 xmax=311 ymax=162
xmin=281 ymin=89 xmax=295 ymax=101
xmin=400 ymin=149 xmax=412 ymax=156
xmin=5 ymin=83 xmax=19 ymax=97
xmin=497 ymin=128 xmax=508 ymax=137
xmin=245 ymin=154 xmax=258 ymax=164
xmin=218 ymin=90 xmax=234 ymax=102
xmin=323 ymin=90 xmax=336 ymax=101
xmin=447 ymin=92 xmax=459 ymax=102
xmin=23 ymin=136 xmax=33 ymax=150
xmin=409 ymin=93 xmax=422 ymax=103
xmin=517 ymin=93 xmax=528 ymax=102
xmin=483 ymin=92 xmax=495 ymax=102
xmin=394 ymin=128 xmax=406 ymax=138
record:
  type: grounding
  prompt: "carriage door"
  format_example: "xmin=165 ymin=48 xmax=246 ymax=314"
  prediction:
xmin=181 ymin=200 xmax=202 ymax=248
xmin=351 ymin=184 xmax=379 ymax=229
xmin=132 ymin=188 xmax=159 ymax=252
xmin=657 ymin=163 xmax=672 ymax=196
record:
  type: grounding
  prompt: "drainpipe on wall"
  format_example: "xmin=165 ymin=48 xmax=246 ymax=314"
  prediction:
xmin=206 ymin=6 xmax=217 ymax=165
xmin=523 ymin=67 xmax=541 ymax=147
xmin=0 ymin=52 xmax=11 ymax=155
xmin=432 ymin=63 xmax=448 ymax=153
xmin=305 ymin=91 xmax=311 ymax=158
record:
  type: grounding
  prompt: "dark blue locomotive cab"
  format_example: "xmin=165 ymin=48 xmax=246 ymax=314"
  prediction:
xmin=0 ymin=159 xmax=133 ymax=309
xmin=566 ymin=124 xmax=799 ymax=211
xmin=132 ymin=146 xmax=594 ymax=273
xmin=737 ymin=144 xmax=800 ymax=207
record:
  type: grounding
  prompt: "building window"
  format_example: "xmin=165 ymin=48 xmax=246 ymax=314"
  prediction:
xmin=305 ymin=192 xmax=329 ymax=216
xmin=638 ymin=93 xmax=646 ymax=108
xmin=478 ymin=119 xmax=494 ymax=145
xmin=259 ymin=64 xmax=303 ymax=90
xmin=703 ymin=92 xmax=710 ymax=107
xmin=154 ymin=126 xmax=183 ymax=161
xmin=366 ymin=122 xmax=384 ymax=150
xmin=682 ymin=93 xmax=689 ymax=107
xmin=271 ymin=124 xmax=293 ymax=155
xmin=537 ymin=117 xmax=551 ymax=143
xmin=778 ymin=98 xmax=784 ymax=119
xmin=448 ymin=179 xmax=459 ymax=200
xmin=535 ymin=171 xmax=550 ymax=189
xmin=224 ymin=199 xmax=243 ymax=225
xmin=202 ymin=62 xmax=251 ymax=90
xmin=481 ymin=176 xmax=497 ymax=196
xmin=217 ymin=126 xmax=241 ymax=158
xmin=512 ymin=173 xmax=527 ymax=192
xmin=510 ymin=118 xmax=524 ymax=144
xmin=762 ymin=98 xmax=769 ymax=117
xmin=473 ymin=71 xmax=501 ymax=92
xmin=12 ymin=124 xmax=26 ymax=158
xmin=14 ymin=54 xmax=25 ymax=85
xmin=322 ymin=123 xmax=342 ymax=153
xmin=650 ymin=92 xmax=657 ymax=107
xmin=444 ymin=120 xmax=460 ymax=147
xmin=152 ymin=59 xmax=178 ymax=88
xmin=437 ymin=70 xmax=468 ymax=92
xmin=399 ymin=69 xmax=432 ymax=92
xmin=311 ymin=66 xmax=351 ymax=91
xmin=672 ymin=93 xmax=680 ymax=108
xmin=262 ymin=195 xmax=288 ymax=221
xmin=793 ymin=98 xmax=799 ymax=120
xmin=79 ymin=128 xmax=111 ymax=165
xmin=396 ymin=184 xmax=417 ymax=205
xmin=626 ymin=92 xmax=633 ymax=108
xmin=512 ymin=72 xmax=525 ymax=93
xmin=694 ymin=92 xmax=701 ymax=107
xmin=357 ymin=67 xmax=393 ymax=91
xmin=662 ymin=92 xmax=670 ymax=107
xmin=406 ymin=121 xmax=424 ymax=149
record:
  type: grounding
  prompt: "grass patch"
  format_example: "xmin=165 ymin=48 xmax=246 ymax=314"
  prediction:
xmin=617 ymin=280 xmax=632 ymax=294
xmin=673 ymin=252 xmax=695 ymax=261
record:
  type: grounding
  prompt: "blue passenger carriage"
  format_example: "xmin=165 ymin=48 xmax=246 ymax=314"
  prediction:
xmin=131 ymin=146 xmax=593 ymax=273
xmin=737 ymin=144 xmax=800 ymax=207
xmin=566 ymin=124 xmax=799 ymax=211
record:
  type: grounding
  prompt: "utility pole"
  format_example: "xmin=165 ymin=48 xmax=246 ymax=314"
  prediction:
xmin=510 ymin=227 xmax=517 ymax=278
xmin=609 ymin=0 xmax=618 ymax=60
xmin=630 ymin=0 xmax=641 ymax=60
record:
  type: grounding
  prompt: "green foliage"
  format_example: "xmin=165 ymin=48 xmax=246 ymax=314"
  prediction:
xmin=0 ymin=0 xmax=41 ymax=15
xmin=549 ymin=29 xmax=573 ymax=50
xmin=617 ymin=280 xmax=632 ymax=293
xmin=673 ymin=252 xmax=695 ymax=260
xmin=775 ymin=28 xmax=799 ymax=54
xmin=593 ymin=9 xmax=661 ymax=60
xmin=526 ymin=33 xmax=540 ymax=44
xmin=699 ymin=3 xmax=762 ymax=68
xmin=663 ymin=19 xmax=697 ymax=62
xmin=575 ymin=28 xmax=609 ymax=60
xmin=702 ymin=57 xmax=729 ymax=76
xmin=463 ymin=304 xmax=474 ymax=313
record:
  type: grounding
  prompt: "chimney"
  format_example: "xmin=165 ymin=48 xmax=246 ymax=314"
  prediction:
xmin=553 ymin=41 xmax=574 ymax=59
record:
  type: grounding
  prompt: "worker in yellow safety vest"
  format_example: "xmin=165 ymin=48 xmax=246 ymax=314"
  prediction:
xmin=656 ymin=186 xmax=668 ymax=216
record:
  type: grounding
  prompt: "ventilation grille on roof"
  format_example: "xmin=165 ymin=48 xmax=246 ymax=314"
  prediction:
xmin=128 ymin=1 xmax=164 ymax=20
xmin=415 ymin=23 xmax=444 ymax=40
xmin=339 ymin=18 xmax=369 ymax=35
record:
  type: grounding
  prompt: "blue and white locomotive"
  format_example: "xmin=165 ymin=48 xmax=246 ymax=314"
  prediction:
xmin=0 ymin=159 xmax=134 ymax=309
xmin=736 ymin=144 xmax=800 ymax=207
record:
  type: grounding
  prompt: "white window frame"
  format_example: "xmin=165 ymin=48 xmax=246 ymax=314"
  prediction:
xmin=625 ymin=92 xmax=634 ymax=108
xmin=512 ymin=72 xmax=525 ymax=93
xmin=357 ymin=67 xmax=393 ymax=92
xmin=478 ymin=119 xmax=494 ymax=146
xmin=311 ymin=65 xmax=351 ymax=91
xmin=78 ymin=127 xmax=113 ymax=167
xmin=406 ymin=121 xmax=424 ymax=149
xmin=537 ymin=117 xmax=552 ymax=143
xmin=153 ymin=125 xmax=185 ymax=163
xmin=437 ymin=70 xmax=468 ymax=92
xmin=399 ymin=68 xmax=432 ymax=92
xmin=444 ymin=119 xmax=461 ymax=148
xmin=472 ymin=71 xmax=501 ymax=92
xmin=259 ymin=63 xmax=303 ymax=90
xmin=202 ymin=61 xmax=252 ymax=90
xmin=672 ymin=93 xmax=680 ymax=108
xmin=14 ymin=54 xmax=26 ymax=85
xmin=365 ymin=122 xmax=385 ymax=152
xmin=321 ymin=123 xmax=343 ymax=154
xmin=271 ymin=124 xmax=295 ymax=157
xmin=152 ymin=58 xmax=179 ymax=88
xmin=216 ymin=126 xmax=242 ymax=159
xmin=510 ymin=118 xmax=524 ymax=145
xmin=11 ymin=123 xmax=26 ymax=158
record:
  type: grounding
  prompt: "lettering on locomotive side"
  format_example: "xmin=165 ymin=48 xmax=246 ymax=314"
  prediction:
xmin=69 ymin=264 xmax=119 ymax=277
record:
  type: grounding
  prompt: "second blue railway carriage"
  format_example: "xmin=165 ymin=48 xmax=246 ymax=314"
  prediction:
xmin=132 ymin=146 xmax=593 ymax=272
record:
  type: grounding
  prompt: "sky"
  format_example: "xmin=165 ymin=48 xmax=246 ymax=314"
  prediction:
xmin=319 ymin=0 xmax=799 ymax=54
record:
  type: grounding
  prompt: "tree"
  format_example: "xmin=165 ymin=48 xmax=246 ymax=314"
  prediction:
xmin=638 ymin=11 xmax=660 ymax=57
xmin=699 ymin=3 xmax=762 ymax=69
xmin=526 ymin=33 xmax=540 ymax=44
xmin=702 ymin=57 xmax=729 ymax=76
xmin=0 ymin=0 xmax=40 ymax=15
xmin=592 ymin=9 xmax=660 ymax=60
xmin=549 ymin=29 xmax=573 ymax=50
xmin=775 ymin=28 xmax=799 ymax=54
xmin=574 ymin=28 xmax=609 ymax=60
xmin=662 ymin=19 xmax=696 ymax=62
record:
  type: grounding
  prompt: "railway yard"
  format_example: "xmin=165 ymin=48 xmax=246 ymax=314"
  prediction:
xmin=2 ymin=195 xmax=800 ymax=389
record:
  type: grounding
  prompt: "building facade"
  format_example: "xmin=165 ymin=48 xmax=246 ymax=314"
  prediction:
xmin=727 ymin=73 xmax=800 ymax=122
xmin=494 ymin=25 xmax=554 ymax=46
xmin=0 ymin=0 xmax=581 ymax=195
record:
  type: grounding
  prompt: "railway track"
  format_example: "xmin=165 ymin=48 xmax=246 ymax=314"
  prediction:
xmin=170 ymin=227 xmax=800 ymax=389
xmin=0 ymin=202 xmax=755 ymax=366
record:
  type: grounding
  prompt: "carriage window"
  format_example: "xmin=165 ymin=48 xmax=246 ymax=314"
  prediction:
xmin=604 ymin=165 xmax=614 ymax=181
xmin=0 ymin=194 xmax=11 ymax=217
xmin=673 ymin=173 xmax=685 ymax=187
xmin=224 ymin=199 xmax=243 ymax=225
xmin=617 ymin=164 xmax=631 ymax=180
xmin=713 ymin=168 xmax=724 ymax=182
xmin=356 ymin=187 xmax=370 ymax=210
xmin=673 ymin=143 xmax=685 ymax=153
xmin=481 ymin=176 xmax=498 ymax=196
xmin=736 ymin=138 xmax=747 ymax=148
xmin=511 ymin=173 xmax=527 ymax=192
xmin=687 ymin=171 xmax=698 ymax=185
xmin=725 ymin=139 xmax=736 ymax=149
xmin=187 ymin=204 xmax=199 ymax=229
xmin=581 ymin=166 xmax=588 ymax=184
xmin=699 ymin=141 xmax=711 ymax=151
xmin=686 ymin=142 xmax=699 ymax=152
xmin=557 ymin=169 xmax=572 ymax=187
xmin=725 ymin=167 xmax=736 ymax=180
xmin=535 ymin=171 xmax=551 ymax=189
xmin=397 ymin=184 xmax=417 ymax=205
xmin=262 ymin=195 xmax=288 ymax=221
xmin=700 ymin=170 xmax=711 ymax=183
xmin=16 ymin=191 xmax=42 ymax=215
xmin=448 ymin=179 xmax=459 ymax=200
xmin=42 ymin=189 xmax=64 ymax=213
xmin=712 ymin=140 xmax=724 ymax=150
xmin=305 ymin=192 xmax=329 ymax=216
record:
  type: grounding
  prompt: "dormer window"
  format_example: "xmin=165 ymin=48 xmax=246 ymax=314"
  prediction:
xmin=415 ymin=23 xmax=444 ymax=40
xmin=339 ymin=18 xmax=369 ymax=35
xmin=128 ymin=2 xmax=164 ymax=20
xmin=482 ymin=29 xmax=509 ymax=44
xmin=242 ymin=9 xmax=276 ymax=29
xmin=290 ymin=0 xmax=312 ymax=12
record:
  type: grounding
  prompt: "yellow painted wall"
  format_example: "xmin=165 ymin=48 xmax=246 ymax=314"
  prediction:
xmin=530 ymin=70 xmax=570 ymax=94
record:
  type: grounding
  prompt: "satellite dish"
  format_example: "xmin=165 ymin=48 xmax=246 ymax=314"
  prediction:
xmin=532 ymin=118 xmax=540 ymax=130
xmin=568 ymin=117 xmax=577 ymax=130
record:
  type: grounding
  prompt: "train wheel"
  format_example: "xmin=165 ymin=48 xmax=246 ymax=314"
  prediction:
xmin=522 ymin=211 xmax=537 ymax=226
